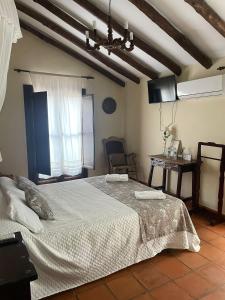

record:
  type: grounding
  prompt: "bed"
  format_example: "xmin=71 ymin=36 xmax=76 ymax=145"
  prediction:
xmin=0 ymin=176 xmax=200 ymax=300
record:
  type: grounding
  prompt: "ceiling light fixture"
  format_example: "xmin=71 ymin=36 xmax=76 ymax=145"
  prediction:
xmin=85 ymin=0 xmax=134 ymax=55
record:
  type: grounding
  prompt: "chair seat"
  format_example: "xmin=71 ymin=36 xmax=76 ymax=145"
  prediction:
xmin=112 ymin=165 xmax=136 ymax=173
xmin=112 ymin=164 xmax=129 ymax=168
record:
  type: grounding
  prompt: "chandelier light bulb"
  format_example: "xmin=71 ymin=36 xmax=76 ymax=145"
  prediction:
xmin=130 ymin=32 xmax=133 ymax=40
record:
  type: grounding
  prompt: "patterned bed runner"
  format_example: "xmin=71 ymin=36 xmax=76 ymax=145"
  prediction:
xmin=84 ymin=176 xmax=197 ymax=243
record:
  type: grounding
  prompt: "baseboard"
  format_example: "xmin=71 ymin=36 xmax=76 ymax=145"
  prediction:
xmin=197 ymin=205 xmax=225 ymax=218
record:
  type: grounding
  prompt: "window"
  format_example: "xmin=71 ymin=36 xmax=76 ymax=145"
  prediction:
xmin=23 ymin=76 xmax=94 ymax=181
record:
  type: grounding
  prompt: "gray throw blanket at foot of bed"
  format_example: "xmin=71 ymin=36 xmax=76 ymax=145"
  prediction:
xmin=85 ymin=177 xmax=197 ymax=243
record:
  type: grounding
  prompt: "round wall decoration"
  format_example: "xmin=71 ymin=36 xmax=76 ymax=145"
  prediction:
xmin=102 ymin=97 xmax=117 ymax=114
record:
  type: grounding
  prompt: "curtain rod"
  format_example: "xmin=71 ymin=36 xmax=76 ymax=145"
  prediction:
xmin=14 ymin=69 xmax=94 ymax=79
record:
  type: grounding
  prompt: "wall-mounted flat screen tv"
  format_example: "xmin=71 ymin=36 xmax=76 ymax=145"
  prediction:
xmin=148 ymin=75 xmax=178 ymax=104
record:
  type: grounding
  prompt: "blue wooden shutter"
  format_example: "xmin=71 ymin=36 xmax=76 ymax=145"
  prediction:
xmin=33 ymin=91 xmax=51 ymax=175
xmin=23 ymin=85 xmax=51 ymax=181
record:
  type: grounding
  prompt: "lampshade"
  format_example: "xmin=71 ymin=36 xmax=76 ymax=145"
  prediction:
xmin=0 ymin=152 xmax=2 ymax=162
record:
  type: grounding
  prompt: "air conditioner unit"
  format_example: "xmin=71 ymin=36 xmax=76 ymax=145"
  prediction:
xmin=177 ymin=75 xmax=225 ymax=100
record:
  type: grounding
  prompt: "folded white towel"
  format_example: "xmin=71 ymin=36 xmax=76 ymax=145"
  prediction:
xmin=105 ymin=174 xmax=129 ymax=182
xmin=134 ymin=190 xmax=166 ymax=200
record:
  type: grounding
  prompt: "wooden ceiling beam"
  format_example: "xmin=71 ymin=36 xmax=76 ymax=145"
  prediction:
xmin=16 ymin=2 xmax=140 ymax=84
xmin=72 ymin=0 xmax=182 ymax=75
xmin=20 ymin=21 xmax=126 ymax=87
xmin=185 ymin=0 xmax=225 ymax=38
xmin=19 ymin=21 xmax=126 ymax=87
xmin=128 ymin=0 xmax=212 ymax=69
xmin=34 ymin=0 xmax=158 ymax=79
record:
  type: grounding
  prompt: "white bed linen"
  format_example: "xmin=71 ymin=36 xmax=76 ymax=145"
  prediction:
xmin=0 ymin=178 xmax=200 ymax=300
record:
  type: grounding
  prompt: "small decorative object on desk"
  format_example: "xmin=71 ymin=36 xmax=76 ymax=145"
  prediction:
xmin=168 ymin=145 xmax=176 ymax=158
xmin=183 ymin=148 xmax=192 ymax=161
xmin=168 ymin=139 xmax=181 ymax=158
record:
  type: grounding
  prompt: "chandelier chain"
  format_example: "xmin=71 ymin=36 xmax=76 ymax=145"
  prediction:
xmin=109 ymin=0 xmax=111 ymax=17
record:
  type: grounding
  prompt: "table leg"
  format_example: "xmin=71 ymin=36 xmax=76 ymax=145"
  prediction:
xmin=176 ymin=167 xmax=183 ymax=198
xmin=162 ymin=168 xmax=167 ymax=192
xmin=217 ymin=150 xmax=225 ymax=221
xmin=192 ymin=167 xmax=197 ymax=210
xmin=148 ymin=165 xmax=154 ymax=187
xmin=195 ymin=162 xmax=201 ymax=210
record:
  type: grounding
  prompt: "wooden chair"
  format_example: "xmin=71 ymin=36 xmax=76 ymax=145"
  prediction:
xmin=102 ymin=136 xmax=137 ymax=179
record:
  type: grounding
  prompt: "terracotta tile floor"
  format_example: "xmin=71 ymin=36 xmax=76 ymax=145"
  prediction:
xmin=45 ymin=213 xmax=225 ymax=300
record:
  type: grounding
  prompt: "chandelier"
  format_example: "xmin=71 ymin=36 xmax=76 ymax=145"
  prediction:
xmin=85 ymin=0 xmax=134 ymax=55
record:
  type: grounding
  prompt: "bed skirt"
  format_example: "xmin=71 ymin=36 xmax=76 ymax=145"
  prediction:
xmin=30 ymin=230 xmax=199 ymax=299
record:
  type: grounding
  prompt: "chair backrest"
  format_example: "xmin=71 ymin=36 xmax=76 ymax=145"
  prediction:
xmin=102 ymin=137 xmax=126 ymax=169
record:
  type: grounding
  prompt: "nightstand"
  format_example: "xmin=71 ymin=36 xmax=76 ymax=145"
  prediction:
xmin=0 ymin=232 xmax=37 ymax=300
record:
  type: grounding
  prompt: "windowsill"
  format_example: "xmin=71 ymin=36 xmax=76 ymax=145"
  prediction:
xmin=38 ymin=174 xmax=83 ymax=185
xmin=37 ymin=168 xmax=88 ymax=185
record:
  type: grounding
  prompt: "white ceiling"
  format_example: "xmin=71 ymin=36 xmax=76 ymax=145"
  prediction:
xmin=17 ymin=0 xmax=225 ymax=84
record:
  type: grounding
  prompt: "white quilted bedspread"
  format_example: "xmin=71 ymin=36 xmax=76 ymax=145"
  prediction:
xmin=0 ymin=178 xmax=200 ymax=299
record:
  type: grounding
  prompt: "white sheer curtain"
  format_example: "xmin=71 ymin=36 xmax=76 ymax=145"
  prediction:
xmin=31 ymin=74 xmax=87 ymax=176
xmin=0 ymin=0 xmax=22 ymax=110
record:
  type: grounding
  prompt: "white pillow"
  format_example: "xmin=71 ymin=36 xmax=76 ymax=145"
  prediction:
xmin=6 ymin=190 xmax=44 ymax=233
xmin=0 ymin=177 xmax=25 ymax=202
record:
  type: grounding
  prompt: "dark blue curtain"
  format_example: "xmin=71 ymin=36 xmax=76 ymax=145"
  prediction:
xmin=23 ymin=85 xmax=51 ymax=182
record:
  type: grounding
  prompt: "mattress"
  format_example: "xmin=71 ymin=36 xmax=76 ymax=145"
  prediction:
xmin=0 ymin=176 xmax=200 ymax=299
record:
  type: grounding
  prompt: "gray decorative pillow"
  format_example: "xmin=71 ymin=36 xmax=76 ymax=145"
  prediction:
xmin=16 ymin=176 xmax=36 ymax=191
xmin=25 ymin=187 xmax=54 ymax=220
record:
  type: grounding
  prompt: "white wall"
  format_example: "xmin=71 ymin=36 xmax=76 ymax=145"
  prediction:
xmin=125 ymin=57 xmax=225 ymax=212
xmin=0 ymin=29 xmax=125 ymax=177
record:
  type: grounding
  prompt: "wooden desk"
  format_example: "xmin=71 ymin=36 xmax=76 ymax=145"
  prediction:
xmin=0 ymin=232 xmax=37 ymax=300
xmin=148 ymin=154 xmax=199 ymax=210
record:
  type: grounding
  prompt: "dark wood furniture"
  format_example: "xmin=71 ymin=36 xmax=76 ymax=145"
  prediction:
xmin=0 ymin=173 xmax=14 ymax=180
xmin=38 ymin=167 xmax=88 ymax=185
xmin=197 ymin=142 xmax=225 ymax=225
xmin=103 ymin=136 xmax=137 ymax=179
xmin=148 ymin=154 xmax=199 ymax=210
xmin=0 ymin=232 xmax=37 ymax=300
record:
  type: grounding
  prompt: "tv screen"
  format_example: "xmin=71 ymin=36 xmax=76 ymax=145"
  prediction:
xmin=148 ymin=75 xmax=177 ymax=104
